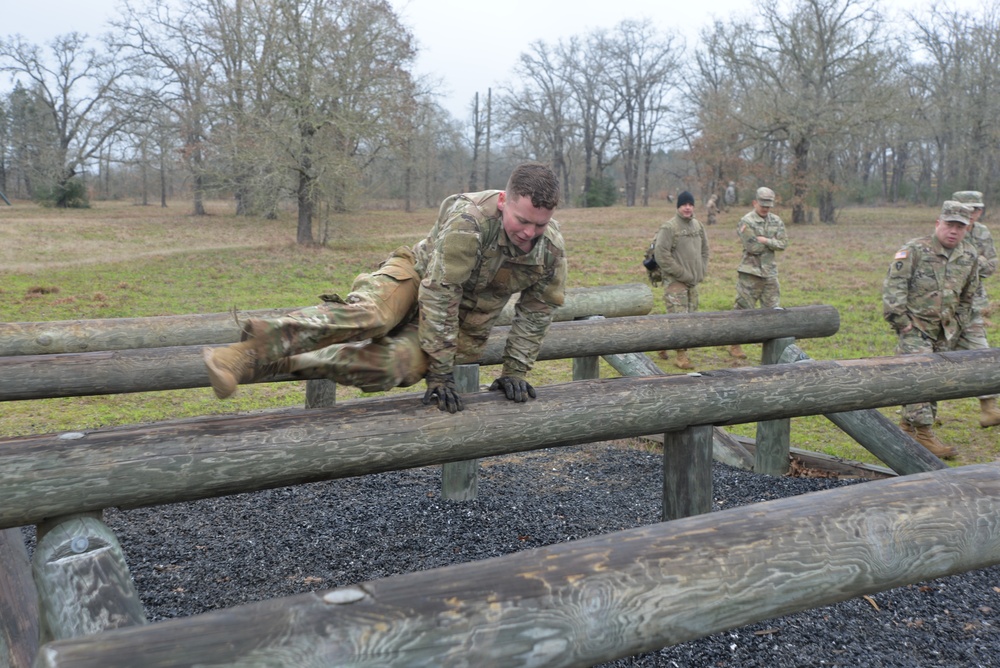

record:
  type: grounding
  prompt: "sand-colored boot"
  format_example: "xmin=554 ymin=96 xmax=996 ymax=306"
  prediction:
xmin=203 ymin=342 xmax=259 ymax=399
xmin=899 ymin=421 xmax=958 ymax=459
xmin=657 ymin=350 xmax=670 ymax=360
xmin=979 ymin=398 xmax=1000 ymax=428
xmin=674 ymin=349 xmax=695 ymax=370
xmin=728 ymin=344 xmax=747 ymax=360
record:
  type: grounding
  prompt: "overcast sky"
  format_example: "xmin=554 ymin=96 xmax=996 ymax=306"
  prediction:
xmin=1 ymin=0 xmax=982 ymax=120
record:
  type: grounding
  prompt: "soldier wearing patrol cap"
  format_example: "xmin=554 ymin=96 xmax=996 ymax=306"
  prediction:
xmin=728 ymin=186 xmax=788 ymax=360
xmin=882 ymin=200 xmax=982 ymax=458
xmin=951 ymin=190 xmax=1000 ymax=427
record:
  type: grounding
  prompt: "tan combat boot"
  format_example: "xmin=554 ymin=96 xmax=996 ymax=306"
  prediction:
xmin=979 ymin=398 xmax=1000 ymax=428
xmin=203 ymin=342 xmax=259 ymax=399
xmin=657 ymin=350 xmax=670 ymax=360
xmin=899 ymin=421 xmax=958 ymax=460
xmin=728 ymin=344 xmax=747 ymax=360
xmin=674 ymin=349 xmax=694 ymax=370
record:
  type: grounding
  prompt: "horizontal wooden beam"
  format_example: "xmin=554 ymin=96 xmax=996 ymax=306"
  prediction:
xmin=0 ymin=306 xmax=839 ymax=401
xmin=2 ymin=347 xmax=997 ymax=529
xmin=33 ymin=464 xmax=1000 ymax=668
xmin=0 ymin=284 xmax=654 ymax=356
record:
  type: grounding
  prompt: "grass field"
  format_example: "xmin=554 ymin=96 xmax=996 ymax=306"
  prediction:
xmin=1 ymin=197 xmax=997 ymax=465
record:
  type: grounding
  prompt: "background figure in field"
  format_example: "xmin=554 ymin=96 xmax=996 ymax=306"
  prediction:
xmin=951 ymin=190 xmax=1000 ymax=427
xmin=723 ymin=181 xmax=736 ymax=212
xmin=653 ymin=191 xmax=709 ymax=370
xmin=728 ymin=187 xmax=788 ymax=360
xmin=203 ymin=162 xmax=567 ymax=413
xmin=883 ymin=201 xmax=981 ymax=459
xmin=706 ymin=193 xmax=719 ymax=225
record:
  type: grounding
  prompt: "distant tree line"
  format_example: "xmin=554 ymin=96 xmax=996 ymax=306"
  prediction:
xmin=1 ymin=0 xmax=998 ymax=241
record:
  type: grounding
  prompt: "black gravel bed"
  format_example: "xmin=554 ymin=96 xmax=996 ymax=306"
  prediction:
xmin=24 ymin=442 xmax=999 ymax=667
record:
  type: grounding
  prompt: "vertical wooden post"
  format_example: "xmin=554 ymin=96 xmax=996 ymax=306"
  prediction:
xmin=305 ymin=379 xmax=336 ymax=408
xmin=572 ymin=315 xmax=602 ymax=381
xmin=754 ymin=335 xmax=795 ymax=476
xmin=32 ymin=512 xmax=146 ymax=644
xmin=662 ymin=425 xmax=714 ymax=521
xmin=0 ymin=528 xmax=38 ymax=668
xmin=442 ymin=364 xmax=480 ymax=501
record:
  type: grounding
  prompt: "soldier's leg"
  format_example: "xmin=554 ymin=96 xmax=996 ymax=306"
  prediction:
xmin=760 ymin=277 xmax=781 ymax=309
xmin=733 ymin=273 xmax=762 ymax=310
xmin=249 ymin=247 xmax=420 ymax=360
xmin=955 ymin=317 xmax=1000 ymax=426
xmin=897 ymin=329 xmax=937 ymax=427
xmin=663 ymin=281 xmax=691 ymax=314
xmin=288 ymin=322 xmax=428 ymax=393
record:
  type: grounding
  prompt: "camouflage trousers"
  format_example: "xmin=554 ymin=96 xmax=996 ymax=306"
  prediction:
xmin=896 ymin=325 xmax=995 ymax=426
xmin=247 ymin=247 xmax=428 ymax=392
xmin=955 ymin=313 xmax=996 ymax=401
xmin=663 ymin=280 xmax=699 ymax=314
xmin=733 ymin=272 xmax=780 ymax=310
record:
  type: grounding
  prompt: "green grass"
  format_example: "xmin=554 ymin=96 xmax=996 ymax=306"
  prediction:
xmin=1 ymin=198 xmax=996 ymax=465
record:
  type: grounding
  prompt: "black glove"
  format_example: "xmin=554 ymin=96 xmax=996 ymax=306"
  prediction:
xmin=489 ymin=375 xmax=537 ymax=403
xmin=422 ymin=372 xmax=464 ymax=413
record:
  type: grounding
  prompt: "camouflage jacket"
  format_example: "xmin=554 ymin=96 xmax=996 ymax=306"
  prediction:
xmin=968 ymin=222 xmax=998 ymax=288
xmin=882 ymin=234 xmax=979 ymax=343
xmin=736 ymin=210 xmax=788 ymax=278
xmin=413 ymin=190 xmax=567 ymax=379
xmin=653 ymin=214 xmax=709 ymax=286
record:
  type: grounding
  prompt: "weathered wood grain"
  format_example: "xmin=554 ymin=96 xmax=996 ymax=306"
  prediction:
xmin=32 ymin=514 xmax=147 ymax=645
xmin=0 ymin=284 xmax=654 ymax=356
xmin=2 ymin=348 xmax=998 ymax=530
xmin=0 ymin=306 xmax=840 ymax=401
xmin=33 ymin=464 xmax=1000 ymax=668
xmin=0 ymin=529 xmax=37 ymax=668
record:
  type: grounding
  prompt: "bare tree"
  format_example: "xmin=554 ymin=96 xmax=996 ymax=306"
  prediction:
xmin=0 ymin=32 xmax=136 ymax=206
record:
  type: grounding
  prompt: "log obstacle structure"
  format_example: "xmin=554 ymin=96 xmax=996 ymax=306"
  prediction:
xmin=0 ymin=284 xmax=654 ymax=357
xmin=0 ymin=305 xmax=840 ymax=401
xmin=8 ymin=301 xmax=1000 ymax=667
xmin=31 ymin=463 xmax=1000 ymax=668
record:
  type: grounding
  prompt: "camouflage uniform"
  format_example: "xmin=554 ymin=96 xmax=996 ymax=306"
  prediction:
xmin=733 ymin=208 xmax=788 ymax=309
xmin=706 ymin=195 xmax=719 ymax=226
xmin=952 ymin=191 xmax=997 ymax=400
xmin=251 ymin=190 xmax=567 ymax=392
xmin=653 ymin=212 xmax=709 ymax=314
xmin=882 ymin=232 xmax=980 ymax=426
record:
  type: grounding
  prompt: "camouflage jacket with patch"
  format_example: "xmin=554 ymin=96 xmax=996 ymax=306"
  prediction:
xmin=882 ymin=234 xmax=979 ymax=343
xmin=736 ymin=210 xmax=788 ymax=278
xmin=412 ymin=190 xmax=567 ymax=379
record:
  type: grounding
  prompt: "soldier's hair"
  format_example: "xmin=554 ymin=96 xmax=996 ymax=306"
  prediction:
xmin=506 ymin=162 xmax=560 ymax=210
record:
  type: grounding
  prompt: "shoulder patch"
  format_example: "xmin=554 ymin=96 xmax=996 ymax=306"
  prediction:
xmin=738 ymin=223 xmax=746 ymax=234
xmin=894 ymin=249 xmax=909 ymax=260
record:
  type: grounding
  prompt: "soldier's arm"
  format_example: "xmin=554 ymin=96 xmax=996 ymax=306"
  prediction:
xmin=501 ymin=256 xmax=567 ymax=380
xmin=738 ymin=219 xmax=767 ymax=254
xmin=977 ymin=227 xmax=998 ymax=279
xmin=654 ymin=224 xmax=693 ymax=284
xmin=767 ymin=219 xmax=789 ymax=251
xmin=418 ymin=211 xmax=480 ymax=377
xmin=882 ymin=246 xmax=914 ymax=332
xmin=957 ymin=254 xmax=981 ymax=327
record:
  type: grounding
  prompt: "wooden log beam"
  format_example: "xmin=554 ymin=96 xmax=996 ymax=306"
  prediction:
xmin=33 ymin=464 xmax=1000 ymax=668
xmin=0 ymin=306 xmax=839 ymax=401
xmin=777 ymin=343 xmax=947 ymax=475
xmin=0 ymin=284 xmax=654 ymax=356
xmin=2 ymin=348 xmax=998 ymax=529
xmin=0 ymin=529 xmax=38 ymax=668
xmin=32 ymin=514 xmax=147 ymax=644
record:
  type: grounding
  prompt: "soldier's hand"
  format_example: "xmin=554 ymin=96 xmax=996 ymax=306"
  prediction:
xmin=422 ymin=372 xmax=464 ymax=413
xmin=489 ymin=376 xmax=537 ymax=403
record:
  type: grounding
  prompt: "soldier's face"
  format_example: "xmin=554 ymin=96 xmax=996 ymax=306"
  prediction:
xmin=935 ymin=219 xmax=969 ymax=249
xmin=498 ymin=192 xmax=553 ymax=253
xmin=970 ymin=207 xmax=983 ymax=223
xmin=678 ymin=203 xmax=695 ymax=218
xmin=753 ymin=201 xmax=771 ymax=217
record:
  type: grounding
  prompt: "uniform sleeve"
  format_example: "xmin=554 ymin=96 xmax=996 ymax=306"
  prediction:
xmin=977 ymin=226 xmax=998 ymax=279
xmin=501 ymin=250 xmax=567 ymax=378
xmin=737 ymin=218 xmax=766 ymax=254
xmin=882 ymin=246 xmax=914 ymax=331
xmin=957 ymin=255 xmax=981 ymax=327
xmin=418 ymin=207 xmax=481 ymax=377
xmin=700 ymin=224 xmax=710 ymax=268
xmin=766 ymin=219 xmax=789 ymax=251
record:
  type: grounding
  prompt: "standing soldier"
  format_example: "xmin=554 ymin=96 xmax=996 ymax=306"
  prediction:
xmin=706 ymin=193 xmax=719 ymax=226
xmin=882 ymin=201 xmax=981 ymax=458
xmin=653 ymin=191 xmax=709 ymax=370
xmin=952 ymin=190 xmax=1000 ymax=427
xmin=203 ymin=162 xmax=567 ymax=412
xmin=723 ymin=181 xmax=736 ymax=212
xmin=728 ymin=186 xmax=788 ymax=360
